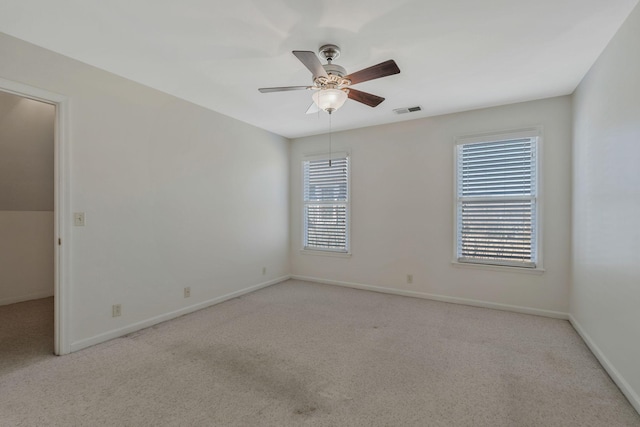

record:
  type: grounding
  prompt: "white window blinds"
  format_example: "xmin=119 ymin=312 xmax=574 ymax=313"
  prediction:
xmin=303 ymin=156 xmax=349 ymax=252
xmin=456 ymin=137 xmax=538 ymax=268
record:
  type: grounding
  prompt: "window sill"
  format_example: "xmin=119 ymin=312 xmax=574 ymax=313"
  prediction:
xmin=300 ymin=249 xmax=352 ymax=258
xmin=451 ymin=261 xmax=545 ymax=275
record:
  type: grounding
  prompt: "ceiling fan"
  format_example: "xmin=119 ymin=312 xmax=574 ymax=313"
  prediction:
xmin=258 ymin=44 xmax=400 ymax=114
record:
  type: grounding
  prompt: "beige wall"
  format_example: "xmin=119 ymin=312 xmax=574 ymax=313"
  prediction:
xmin=0 ymin=212 xmax=54 ymax=305
xmin=0 ymin=91 xmax=55 ymax=211
xmin=0 ymin=90 xmax=55 ymax=304
xmin=0 ymin=32 xmax=290 ymax=350
xmin=572 ymin=3 xmax=640 ymax=412
xmin=291 ymin=96 xmax=572 ymax=315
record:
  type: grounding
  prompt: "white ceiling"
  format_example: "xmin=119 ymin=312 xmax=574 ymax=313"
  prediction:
xmin=0 ymin=0 xmax=637 ymax=138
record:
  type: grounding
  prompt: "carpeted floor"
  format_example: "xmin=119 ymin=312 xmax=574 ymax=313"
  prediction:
xmin=0 ymin=296 xmax=54 ymax=374
xmin=1 ymin=280 xmax=639 ymax=426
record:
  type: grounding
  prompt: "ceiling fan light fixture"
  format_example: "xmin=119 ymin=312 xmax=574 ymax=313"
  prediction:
xmin=312 ymin=88 xmax=348 ymax=113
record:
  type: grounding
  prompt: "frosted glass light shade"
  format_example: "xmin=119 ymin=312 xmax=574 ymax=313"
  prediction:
xmin=312 ymin=88 xmax=348 ymax=112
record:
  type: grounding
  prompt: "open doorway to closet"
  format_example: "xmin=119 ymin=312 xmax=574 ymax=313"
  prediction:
xmin=0 ymin=90 xmax=55 ymax=365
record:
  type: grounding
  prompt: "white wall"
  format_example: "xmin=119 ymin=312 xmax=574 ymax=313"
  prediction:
xmin=0 ymin=33 xmax=290 ymax=350
xmin=571 ymin=4 xmax=640 ymax=412
xmin=291 ymin=96 xmax=572 ymax=315
xmin=0 ymin=91 xmax=56 ymax=304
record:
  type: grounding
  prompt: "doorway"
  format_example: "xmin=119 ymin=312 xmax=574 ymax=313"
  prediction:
xmin=0 ymin=78 xmax=69 ymax=356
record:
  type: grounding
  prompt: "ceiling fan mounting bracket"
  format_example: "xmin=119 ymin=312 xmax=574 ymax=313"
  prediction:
xmin=319 ymin=44 xmax=341 ymax=63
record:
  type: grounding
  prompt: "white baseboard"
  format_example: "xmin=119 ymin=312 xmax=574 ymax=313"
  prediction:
xmin=0 ymin=291 xmax=54 ymax=306
xmin=69 ymin=276 xmax=290 ymax=353
xmin=291 ymin=275 xmax=569 ymax=320
xmin=569 ymin=315 xmax=640 ymax=414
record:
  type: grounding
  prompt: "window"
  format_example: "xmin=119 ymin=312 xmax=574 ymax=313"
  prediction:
xmin=455 ymin=131 xmax=540 ymax=268
xmin=303 ymin=155 xmax=349 ymax=253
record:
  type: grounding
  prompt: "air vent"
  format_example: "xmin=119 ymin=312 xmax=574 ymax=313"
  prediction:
xmin=393 ymin=106 xmax=422 ymax=114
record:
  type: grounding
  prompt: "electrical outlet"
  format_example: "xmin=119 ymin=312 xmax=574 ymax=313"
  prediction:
xmin=407 ymin=274 xmax=413 ymax=284
xmin=112 ymin=304 xmax=121 ymax=317
xmin=184 ymin=287 xmax=191 ymax=298
xmin=262 ymin=266 xmax=267 ymax=275
xmin=73 ymin=212 xmax=85 ymax=226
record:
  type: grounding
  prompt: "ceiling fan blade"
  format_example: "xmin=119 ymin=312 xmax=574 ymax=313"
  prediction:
xmin=345 ymin=60 xmax=400 ymax=85
xmin=292 ymin=51 xmax=328 ymax=79
xmin=347 ymin=89 xmax=385 ymax=107
xmin=306 ymin=102 xmax=320 ymax=114
xmin=258 ymin=86 xmax=311 ymax=93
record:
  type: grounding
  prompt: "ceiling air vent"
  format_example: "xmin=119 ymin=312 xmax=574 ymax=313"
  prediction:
xmin=393 ymin=106 xmax=422 ymax=115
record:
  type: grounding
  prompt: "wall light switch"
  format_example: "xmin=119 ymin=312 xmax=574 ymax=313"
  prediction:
xmin=74 ymin=212 xmax=85 ymax=226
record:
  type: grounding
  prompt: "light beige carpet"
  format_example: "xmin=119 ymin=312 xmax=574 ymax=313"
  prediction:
xmin=0 ymin=296 xmax=54 ymax=374
xmin=1 ymin=280 xmax=639 ymax=426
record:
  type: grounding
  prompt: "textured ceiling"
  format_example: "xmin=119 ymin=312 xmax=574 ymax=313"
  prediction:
xmin=0 ymin=0 xmax=637 ymax=138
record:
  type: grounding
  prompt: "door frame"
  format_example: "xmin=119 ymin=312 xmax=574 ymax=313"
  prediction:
xmin=0 ymin=78 xmax=70 ymax=355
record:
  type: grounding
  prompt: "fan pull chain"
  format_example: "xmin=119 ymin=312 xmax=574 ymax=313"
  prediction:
xmin=329 ymin=111 xmax=332 ymax=167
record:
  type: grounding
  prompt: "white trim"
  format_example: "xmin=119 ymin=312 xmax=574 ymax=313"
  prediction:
xmin=291 ymin=275 xmax=569 ymax=319
xmin=0 ymin=292 xmax=54 ymax=307
xmin=455 ymin=126 xmax=542 ymax=145
xmin=55 ymin=95 xmax=71 ymax=355
xmin=69 ymin=275 xmax=291 ymax=353
xmin=535 ymin=130 xmax=544 ymax=270
xmin=0 ymin=78 xmax=66 ymax=105
xmin=300 ymin=249 xmax=352 ymax=257
xmin=303 ymin=151 xmax=349 ymax=161
xmin=569 ymin=315 xmax=640 ymax=414
xmin=451 ymin=260 xmax=545 ymax=275
xmin=452 ymin=127 xmax=544 ymax=271
xmin=301 ymin=154 xmax=350 ymax=253
xmin=0 ymin=78 xmax=70 ymax=355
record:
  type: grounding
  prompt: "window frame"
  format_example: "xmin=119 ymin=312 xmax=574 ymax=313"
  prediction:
xmin=452 ymin=127 xmax=544 ymax=272
xmin=301 ymin=152 xmax=351 ymax=256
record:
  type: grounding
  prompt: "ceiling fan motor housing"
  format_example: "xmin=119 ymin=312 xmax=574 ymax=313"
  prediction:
xmin=323 ymin=64 xmax=346 ymax=77
xmin=314 ymin=64 xmax=350 ymax=89
xmin=315 ymin=45 xmax=348 ymax=87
